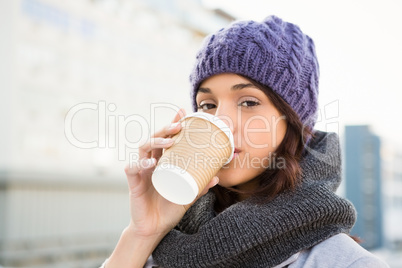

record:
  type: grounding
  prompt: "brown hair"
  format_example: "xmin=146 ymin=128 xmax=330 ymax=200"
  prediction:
xmin=212 ymin=76 xmax=313 ymax=213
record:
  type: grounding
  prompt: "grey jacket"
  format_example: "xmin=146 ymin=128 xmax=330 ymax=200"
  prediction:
xmin=276 ymin=233 xmax=389 ymax=268
xmin=101 ymin=233 xmax=389 ymax=268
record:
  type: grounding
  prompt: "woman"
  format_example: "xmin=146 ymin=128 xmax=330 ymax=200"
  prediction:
xmin=102 ymin=15 xmax=388 ymax=267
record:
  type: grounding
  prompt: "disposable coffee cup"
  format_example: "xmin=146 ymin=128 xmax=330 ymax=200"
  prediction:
xmin=152 ymin=112 xmax=234 ymax=205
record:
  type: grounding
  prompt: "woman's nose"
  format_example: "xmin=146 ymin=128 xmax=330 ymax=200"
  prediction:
xmin=214 ymin=105 xmax=236 ymax=134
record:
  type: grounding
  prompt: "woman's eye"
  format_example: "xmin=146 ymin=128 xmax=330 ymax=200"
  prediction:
xmin=239 ymin=100 xmax=260 ymax=107
xmin=198 ymin=103 xmax=216 ymax=111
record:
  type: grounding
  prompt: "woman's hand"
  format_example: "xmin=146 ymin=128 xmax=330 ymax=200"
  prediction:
xmin=125 ymin=108 xmax=219 ymax=238
xmin=107 ymin=109 xmax=219 ymax=268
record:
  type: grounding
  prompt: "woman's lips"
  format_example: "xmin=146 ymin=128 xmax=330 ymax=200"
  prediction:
xmin=234 ymin=148 xmax=241 ymax=158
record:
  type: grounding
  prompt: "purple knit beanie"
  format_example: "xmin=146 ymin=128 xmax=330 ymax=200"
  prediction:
xmin=190 ymin=15 xmax=319 ymax=130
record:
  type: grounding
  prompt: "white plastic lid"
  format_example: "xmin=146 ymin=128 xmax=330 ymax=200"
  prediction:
xmin=181 ymin=112 xmax=235 ymax=165
xmin=152 ymin=164 xmax=199 ymax=205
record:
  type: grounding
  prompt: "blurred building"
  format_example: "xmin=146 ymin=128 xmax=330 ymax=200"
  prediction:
xmin=344 ymin=125 xmax=384 ymax=249
xmin=0 ymin=0 xmax=234 ymax=267
xmin=382 ymin=142 xmax=402 ymax=249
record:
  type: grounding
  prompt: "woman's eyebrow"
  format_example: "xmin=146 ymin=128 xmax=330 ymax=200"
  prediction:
xmin=231 ymin=83 xmax=255 ymax=91
xmin=198 ymin=83 xmax=256 ymax=94
xmin=198 ymin=87 xmax=211 ymax=93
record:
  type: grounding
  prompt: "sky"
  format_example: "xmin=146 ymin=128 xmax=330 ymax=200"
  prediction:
xmin=203 ymin=0 xmax=402 ymax=148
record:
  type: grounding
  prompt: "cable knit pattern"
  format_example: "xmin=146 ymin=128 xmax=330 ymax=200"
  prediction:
xmin=152 ymin=131 xmax=356 ymax=267
xmin=190 ymin=15 xmax=319 ymax=130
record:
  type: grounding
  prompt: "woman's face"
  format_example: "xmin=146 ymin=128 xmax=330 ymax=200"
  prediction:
xmin=196 ymin=73 xmax=287 ymax=191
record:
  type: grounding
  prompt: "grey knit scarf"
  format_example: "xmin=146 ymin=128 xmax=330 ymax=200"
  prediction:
xmin=152 ymin=131 xmax=356 ymax=267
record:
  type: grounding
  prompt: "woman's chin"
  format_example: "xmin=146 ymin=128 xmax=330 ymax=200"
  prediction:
xmin=215 ymin=169 xmax=243 ymax=188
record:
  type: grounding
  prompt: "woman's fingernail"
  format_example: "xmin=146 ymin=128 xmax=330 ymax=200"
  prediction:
xmin=161 ymin=138 xmax=173 ymax=144
xmin=213 ymin=176 xmax=219 ymax=185
xmin=169 ymin=122 xmax=180 ymax=130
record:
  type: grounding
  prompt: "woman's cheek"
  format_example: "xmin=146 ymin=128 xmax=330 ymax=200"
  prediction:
xmin=244 ymin=132 xmax=272 ymax=150
xmin=241 ymin=118 xmax=272 ymax=149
